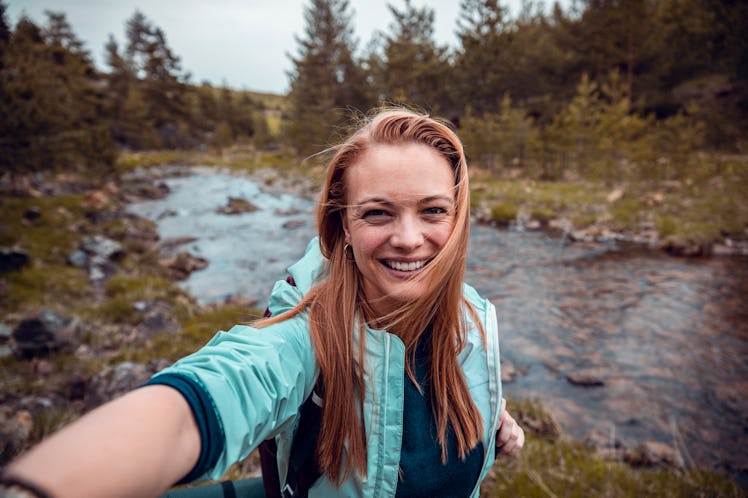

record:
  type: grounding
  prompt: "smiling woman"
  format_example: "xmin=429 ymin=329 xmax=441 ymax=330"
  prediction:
xmin=2 ymin=108 xmax=523 ymax=498
xmin=343 ymin=142 xmax=457 ymax=317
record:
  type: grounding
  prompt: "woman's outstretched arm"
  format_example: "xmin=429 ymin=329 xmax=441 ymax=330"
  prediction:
xmin=3 ymin=384 xmax=201 ymax=498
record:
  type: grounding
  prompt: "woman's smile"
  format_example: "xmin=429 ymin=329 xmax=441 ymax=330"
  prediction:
xmin=342 ymin=142 xmax=456 ymax=316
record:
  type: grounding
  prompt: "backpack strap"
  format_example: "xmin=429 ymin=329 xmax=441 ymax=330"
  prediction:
xmin=281 ymin=377 xmax=324 ymax=498
xmin=260 ymin=274 xmax=323 ymax=498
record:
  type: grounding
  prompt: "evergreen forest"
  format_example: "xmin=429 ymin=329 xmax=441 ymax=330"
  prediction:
xmin=2 ymin=0 xmax=746 ymax=179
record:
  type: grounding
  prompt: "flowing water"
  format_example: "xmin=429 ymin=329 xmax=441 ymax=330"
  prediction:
xmin=127 ymin=168 xmax=748 ymax=482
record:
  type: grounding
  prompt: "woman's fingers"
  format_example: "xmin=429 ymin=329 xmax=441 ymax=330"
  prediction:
xmin=496 ymin=399 xmax=525 ymax=457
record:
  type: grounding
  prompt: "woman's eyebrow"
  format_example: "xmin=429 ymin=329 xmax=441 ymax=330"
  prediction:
xmin=353 ymin=197 xmax=394 ymax=207
xmin=418 ymin=194 xmax=454 ymax=204
xmin=351 ymin=194 xmax=453 ymax=210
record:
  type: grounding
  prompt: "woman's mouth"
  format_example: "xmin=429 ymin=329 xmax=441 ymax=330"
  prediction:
xmin=383 ymin=259 xmax=428 ymax=272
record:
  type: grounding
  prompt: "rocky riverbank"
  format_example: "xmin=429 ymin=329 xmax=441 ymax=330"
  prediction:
xmin=1 ymin=166 xmax=744 ymax=495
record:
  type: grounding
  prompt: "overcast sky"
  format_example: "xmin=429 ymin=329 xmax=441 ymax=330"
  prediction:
xmin=6 ymin=0 xmax=564 ymax=94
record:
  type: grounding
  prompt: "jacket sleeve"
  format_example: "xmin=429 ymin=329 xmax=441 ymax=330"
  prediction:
xmin=149 ymin=315 xmax=316 ymax=481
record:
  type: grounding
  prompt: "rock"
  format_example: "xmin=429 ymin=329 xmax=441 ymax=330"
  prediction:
xmin=224 ymin=295 xmax=258 ymax=307
xmin=137 ymin=301 xmax=181 ymax=339
xmin=275 ymin=208 xmax=301 ymax=216
xmin=660 ymin=238 xmax=712 ymax=257
xmin=0 ymin=408 xmax=33 ymax=466
xmin=624 ymin=440 xmax=682 ymax=468
xmin=500 ymin=358 xmax=519 ymax=383
xmin=68 ymin=235 xmax=126 ymax=282
xmin=81 ymin=235 xmax=125 ymax=261
xmin=66 ymin=372 xmax=88 ymax=401
xmin=0 ymin=323 xmax=12 ymax=342
xmin=122 ymin=217 xmax=160 ymax=253
xmin=159 ymin=236 xmax=198 ymax=251
xmin=12 ymin=309 xmax=81 ymax=358
xmin=23 ymin=206 xmax=42 ymax=221
xmin=157 ymin=208 xmax=178 ymax=220
xmin=67 ymin=249 xmax=88 ymax=268
xmin=585 ymin=428 xmax=624 ymax=460
xmin=159 ymin=252 xmax=209 ymax=280
xmin=86 ymin=190 xmax=111 ymax=209
xmin=85 ymin=359 xmax=171 ymax=410
xmin=606 ymin=187 xmax=625 ymax=203
xmin=0 ymin=248 xmax=30 ymax=273
xmin=120 ymin=179 xmax=171 ymax=202
xmin=282 ymin=219 xmax=306 ymax=229
xmin=217 ymin=197 xmax=259 ymax=215
xmin=566 ymin=368 xmax=606 ymax=387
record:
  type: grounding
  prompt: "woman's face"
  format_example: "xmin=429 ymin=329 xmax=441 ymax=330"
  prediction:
xmin=342 ymin=142 xmax=456 ymax=318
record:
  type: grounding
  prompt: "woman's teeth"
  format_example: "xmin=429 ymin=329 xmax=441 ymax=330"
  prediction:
xmin=386 ymin=260 xmax=425 ymax=271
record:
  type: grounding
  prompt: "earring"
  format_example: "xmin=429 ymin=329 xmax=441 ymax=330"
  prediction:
xmin=343 ymin=242 xmax=354 ymax=260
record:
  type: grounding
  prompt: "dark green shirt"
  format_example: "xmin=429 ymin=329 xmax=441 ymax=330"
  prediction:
xmin=395 ymin=329 xmax=484 ymax=498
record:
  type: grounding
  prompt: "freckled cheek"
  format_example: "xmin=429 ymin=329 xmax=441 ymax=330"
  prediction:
xmin=349 ymin=225 xmax=390 ymax=256
xmin=428 ymin=221 xmax=454 ymax=248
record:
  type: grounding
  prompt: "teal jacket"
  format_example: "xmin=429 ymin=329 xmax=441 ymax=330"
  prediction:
xmin=152 ymin=238 xmax=503 ymax=497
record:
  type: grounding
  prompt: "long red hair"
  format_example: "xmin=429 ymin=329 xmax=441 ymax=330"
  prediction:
xmin=258 ymin=108 xmax=483 ymax=485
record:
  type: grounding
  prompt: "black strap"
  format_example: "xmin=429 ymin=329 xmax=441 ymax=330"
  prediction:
xmin=281 ymin=377 xmax=324 ymax=498
xmin=219 ymin=480 xmax=236 ymax=498
xmin=261 ymin=274 xmax=324 ymax=498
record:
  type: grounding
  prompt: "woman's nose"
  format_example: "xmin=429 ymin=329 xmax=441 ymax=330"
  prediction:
xmin=390 ymin=215 xmax=424 ymax=250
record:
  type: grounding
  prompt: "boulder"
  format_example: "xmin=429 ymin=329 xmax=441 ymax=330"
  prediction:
xmin=85 ymin=359 xmax=172 ymax=410
xmin=0 ymin=248 xmax=30 ymax=273
xmin=80 ymin=234 xmax=125 ymax=261
xmin=282 ymin=219 xmax=306 ymax=229
xmin=0 ymin=408 xmax=33 ymax=466
xmin=23 ymin=206 xmax=42 ymax=222
xmin=135 ymin=301 xmax=181 ymax=339
xmin=159 ymin=252 xmax=209 ymax=280
xmin=12 ymin=309 xmax=82 ymax=358
xmin=217 ymin=197 xmax=259 ymax=215
xmin=624 ymin=440 xmax=683 ymax=468
xmin=566 ymin=368 xmax=606 ymax=387
xmin=67 ymin=235 xmax=126 ymax=282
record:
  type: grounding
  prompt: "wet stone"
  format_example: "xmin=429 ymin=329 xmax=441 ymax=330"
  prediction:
xmin=67 ymin=249 xmax=88 ymax=268
xmin=624 ymin=440 xmax=683 ymax=468
xmin=12 ymin=309 xmax=81 ymax=358
xmin=566 ymin=368 xmax=606 ymax=387
xmin=85 ymin=359 xmax=172 ymax=410
xmin=159 ymin=252 xmax=209 ymax=280
xmin=0 ymin=248 xmax=30 ymax=273
xmin=217 ymin=197 xmax=259 ymax=215
xmin=282 ymin=219 xmax=306 ymax=229
xmin=23 ymin=207 xmax=42 ymax=221
xmin=0 ymin=409 xmax=33 ymax=466
xmin=0 ymin=323 xmax=12 ymax=342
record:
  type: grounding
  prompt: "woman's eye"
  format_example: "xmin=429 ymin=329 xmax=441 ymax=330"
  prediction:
xmin=363 ymin=209 xmax=389 ymax=218
xmin=424 ymin=207 xmax=447 ymax=215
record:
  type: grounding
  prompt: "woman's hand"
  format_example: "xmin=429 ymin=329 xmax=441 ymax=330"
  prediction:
xmin=496 ymin=398 xmax=524 ymax=457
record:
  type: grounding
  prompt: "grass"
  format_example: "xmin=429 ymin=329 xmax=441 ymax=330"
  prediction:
xmin=482 ymin=399 xmax=746 ymax=498
xmin=485 ymin=436 xmax=745 ymax=497
xmin=0 ymin=193 xmax=90 ymax=265
xmin=470 ymin=166 xmax=748 ymax=247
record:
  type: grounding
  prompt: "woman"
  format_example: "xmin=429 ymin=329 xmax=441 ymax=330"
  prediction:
xmin=1 ymin=108 xmax=524 ymax=498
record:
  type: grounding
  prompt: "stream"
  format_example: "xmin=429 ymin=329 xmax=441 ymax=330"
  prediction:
xmin=127 ymin=167 xmax=748 ymax=483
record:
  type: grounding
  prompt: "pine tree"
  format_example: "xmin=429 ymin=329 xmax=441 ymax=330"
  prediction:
xmin=286 ymin=0 xmax=371 ymax=156
xmin=454 ymin=0 xmax=510 ymax=114
xmin=369 ymin=0 xmax=452 ymax=113
xmin=118 ymin=10 xmax=192 ymax=148
xmin=0 ymin=12 xmax=115 ymax=178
